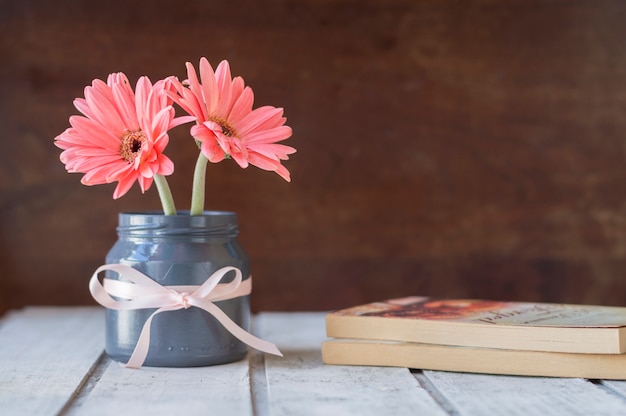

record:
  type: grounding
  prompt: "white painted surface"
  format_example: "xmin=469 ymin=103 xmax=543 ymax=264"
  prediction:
xmin=601 ymin=379 xmax=626 ymax=397
xmin=0 ymin=307 xmax=104 ymax=416
xmin=423 ymin=371 xmax=626 ymax=416
xmin=255 ymin=312 xmax=448 ymax=416
xmin=3 ymin=307 xmax=626 ymax=415
xmin=71 ymin=357 xmax=252 ymax=416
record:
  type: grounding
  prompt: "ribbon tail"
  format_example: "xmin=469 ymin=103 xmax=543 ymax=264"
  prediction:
xmin=194 ymin=300 xmax=282 ymax=357
xmin=124 ymin=306 xmax=180 ymax=369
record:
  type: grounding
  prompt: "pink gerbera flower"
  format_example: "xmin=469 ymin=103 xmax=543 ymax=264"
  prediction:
xmin=55 ymin=73 xmax=178 ymax=199
xmin=172 ymin=58 xmax=295 ymax=181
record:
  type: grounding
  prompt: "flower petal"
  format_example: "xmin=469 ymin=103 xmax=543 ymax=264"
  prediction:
xmin=169 ymin=57 xmax=295 ymax=180
xmin=55 ymin=72 xmax=176 ymax=199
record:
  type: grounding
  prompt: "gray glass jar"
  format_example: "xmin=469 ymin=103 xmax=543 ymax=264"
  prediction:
xmin=104 ymin=211 xmax=250 ymax=367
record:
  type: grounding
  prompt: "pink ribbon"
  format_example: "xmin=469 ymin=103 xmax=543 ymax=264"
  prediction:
xmin=89 ymin=264 xmax=282 ymax=369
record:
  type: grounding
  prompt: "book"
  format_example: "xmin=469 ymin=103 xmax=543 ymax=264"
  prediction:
xmin=321 ymin=338 xmax=626 ymax=379
xmin=325 ymin=296 xmax=626 ymax=354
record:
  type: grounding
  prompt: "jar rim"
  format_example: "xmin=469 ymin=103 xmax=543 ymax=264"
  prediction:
xmin=116 ymin=211 xmax=239 ymax=238
xmin=119 ymin=210 xmax=236 ymax=216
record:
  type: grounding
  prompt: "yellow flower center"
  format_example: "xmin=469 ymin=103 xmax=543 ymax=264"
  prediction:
xmin=120 ymin=130 xmax=147 ymax=163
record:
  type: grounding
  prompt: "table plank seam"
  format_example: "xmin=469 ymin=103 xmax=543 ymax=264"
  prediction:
xmin=58 ymin=351 xmax=110 ymax=416
xmin=411 ymin=370 xmax=458 ymax=416
xmin=249 ymin=349 xmax=269 ymax=416
xmin=594 ymin=380 xmax=626 ymax=403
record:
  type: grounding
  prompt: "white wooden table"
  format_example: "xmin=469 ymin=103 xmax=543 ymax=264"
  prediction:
xmin=3 ymin=308 xmax=626 ymax=415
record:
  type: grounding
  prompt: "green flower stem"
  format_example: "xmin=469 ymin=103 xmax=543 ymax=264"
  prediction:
xmin=190 ymin=153 xmax=209 ymax=215
xmin=154 ymin=174 xmax=177 ymax=215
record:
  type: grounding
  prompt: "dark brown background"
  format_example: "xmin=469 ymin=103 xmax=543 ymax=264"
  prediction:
xmin=1 ymin=0 xmax=625 ymax=316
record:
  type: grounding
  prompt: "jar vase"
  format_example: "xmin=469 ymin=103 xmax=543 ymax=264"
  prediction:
xmin=102 ymin=211 xmax=250 ymax=367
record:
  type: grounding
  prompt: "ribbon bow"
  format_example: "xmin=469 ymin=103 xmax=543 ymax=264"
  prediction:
xmin=89 ymin=264 xmax=282 ymax=369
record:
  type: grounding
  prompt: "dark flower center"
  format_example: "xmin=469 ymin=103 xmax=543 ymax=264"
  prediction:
xmin=209 ymin=117 xmax=237 ymax=138
xmin=120 ymin=130 xmax=147 ymax=163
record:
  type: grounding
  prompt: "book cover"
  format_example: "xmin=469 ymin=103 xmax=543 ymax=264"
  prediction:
xmin=321 ymin=338 xmax=626 ymax=380
xmin=326 ymin=297 xmax=626 ymax=354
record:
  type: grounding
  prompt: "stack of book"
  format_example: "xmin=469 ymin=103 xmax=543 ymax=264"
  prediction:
xmin=322 ymin=296 xmax=626 ymax=379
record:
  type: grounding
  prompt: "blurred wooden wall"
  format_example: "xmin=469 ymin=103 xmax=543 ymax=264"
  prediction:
xmin=1 ymin=0 xmax=625 ymax=315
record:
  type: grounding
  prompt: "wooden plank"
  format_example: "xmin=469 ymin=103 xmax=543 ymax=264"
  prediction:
xmin=0 ymin=307 xmax=104 ymax=416
xmin=6 ymin=0 xmax=626 ymax=317
xmin=423 ymin=371 xmax=626 ymax=416
xmin=255 ymin=312 xmax=447 ymax=416
xmin=71 ymin=341 xmax=252 ymax=415
xmin=599 ymin=380 xmax=626 ymax=399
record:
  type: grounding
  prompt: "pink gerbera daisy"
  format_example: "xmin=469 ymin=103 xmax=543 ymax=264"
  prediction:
xmin=172 ymin=58 xmax=295 ymax=181
xmin=55 ymin=73 xmax=178 ymax=199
